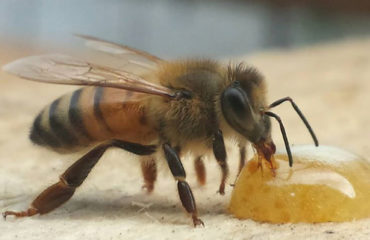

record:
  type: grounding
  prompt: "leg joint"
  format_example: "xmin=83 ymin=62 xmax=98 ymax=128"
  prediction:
xmin=175 ymin=176 xmax=186 ymax=182
xmin=59 ymin=175 xmax=77 ymax=189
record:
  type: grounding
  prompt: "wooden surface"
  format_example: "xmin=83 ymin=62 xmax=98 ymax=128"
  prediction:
xmin=0 ymin=38 xmax=369 ymax=240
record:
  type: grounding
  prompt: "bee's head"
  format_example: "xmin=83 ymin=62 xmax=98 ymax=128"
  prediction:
xmin=221 ymin=64 xmax=271 ymax=144
xmin=220 ymin=63 xmax=319 ymax=166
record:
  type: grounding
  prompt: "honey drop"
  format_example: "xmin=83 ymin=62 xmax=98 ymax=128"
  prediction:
xmin=228 ymin=145 xmax=370 ymax=223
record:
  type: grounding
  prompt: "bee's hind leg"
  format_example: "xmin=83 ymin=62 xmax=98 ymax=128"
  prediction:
xmin=3 ymin=140 xmax=156 ymax=219
xmin=163 ymin=143 xmax=204 ymax=227
xmin=2 ymin=143 xmax=111 ymax=219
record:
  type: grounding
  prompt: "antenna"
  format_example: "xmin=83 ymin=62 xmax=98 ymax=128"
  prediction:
xmin=265 ymin=111 xmax=293 ymax=167
xmin=269 ymin=97 xmax=319 ymax=146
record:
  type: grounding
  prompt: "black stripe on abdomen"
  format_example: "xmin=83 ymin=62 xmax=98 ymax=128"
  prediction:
xmin=93 ymin=87 xmax=113 ymax=133
xmin=69 ymin=89 xmax=93 ymax=140
xmin=29 ymin=111 xmax=61 ymax=148
xmin=49 ymin=98 xmax=78 ymax=146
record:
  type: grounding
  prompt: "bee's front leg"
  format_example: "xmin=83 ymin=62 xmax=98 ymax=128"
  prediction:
xmin=162 ymin=143 xmax=204 ymax=227
xmin=212 ymin=130 xmax=228 ymax=195
xmin=238 ymin=142 xmax=247 ymax=176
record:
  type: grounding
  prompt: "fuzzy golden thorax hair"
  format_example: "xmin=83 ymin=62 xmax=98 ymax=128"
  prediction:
xmin=146 ymin=60 xmax=269 ymax=150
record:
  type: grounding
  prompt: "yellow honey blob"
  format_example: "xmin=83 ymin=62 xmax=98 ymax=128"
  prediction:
xmin=229 ymin=145 xmax=370 ymax=223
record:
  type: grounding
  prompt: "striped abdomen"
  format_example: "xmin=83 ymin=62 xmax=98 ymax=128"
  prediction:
xmin=30 ymin=87 xmax=158 ymax=153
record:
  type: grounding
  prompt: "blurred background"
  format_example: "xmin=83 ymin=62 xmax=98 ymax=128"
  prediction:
xmin=1 ymin=2 xmax=370 ymax=239
xmin=0 ymin=0 xmax=370 ymax=59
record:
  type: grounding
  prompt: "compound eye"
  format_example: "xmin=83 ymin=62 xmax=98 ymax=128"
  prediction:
xmin=221 ymin=85 xmax=256 ymax=140
xmin=222 ymin=86 xmax=251 ymax=120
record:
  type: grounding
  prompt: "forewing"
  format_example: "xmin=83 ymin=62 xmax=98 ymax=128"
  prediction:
xmin=3 ymin=54 xmax=174 ymax=98
xmin=75 ymin=34 xmax=163 ymax=71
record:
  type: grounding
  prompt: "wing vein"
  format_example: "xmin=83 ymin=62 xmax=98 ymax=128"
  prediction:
xmin=3 ymin=54 xmax=175 ymax=98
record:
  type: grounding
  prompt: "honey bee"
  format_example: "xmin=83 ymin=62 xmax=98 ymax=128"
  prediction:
xmin=2 ymin=35 xmax=318 ymax=226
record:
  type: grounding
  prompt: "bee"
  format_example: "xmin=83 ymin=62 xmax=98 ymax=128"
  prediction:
xmin=2 ymin=35 xmax=318 ymax=226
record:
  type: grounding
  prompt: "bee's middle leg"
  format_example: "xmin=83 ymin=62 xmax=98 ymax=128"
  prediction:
xmin=140 ymin=157 xmax=157 ymax=193
xmin=194 ymin=156 xmax=206 ymax=186
xmin=162 ymin=143 xmax=204 ymax=227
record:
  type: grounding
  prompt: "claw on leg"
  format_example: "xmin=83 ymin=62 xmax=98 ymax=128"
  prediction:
xmin=141 ymin=183 xmax=154 ymax=193
xmin=192 ymin=215 xmax=204 ymax=227
xmin=217 ymin=181 xmax=226 ymax=195
xmin=3 ymin=207 xmax=38 ymax=219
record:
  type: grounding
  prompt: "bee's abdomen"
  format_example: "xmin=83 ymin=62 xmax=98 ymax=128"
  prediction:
xmin=30 ymin=87 xmax=157 ymax=152
xmin=30 ymin=89 xmax=91 ymax=151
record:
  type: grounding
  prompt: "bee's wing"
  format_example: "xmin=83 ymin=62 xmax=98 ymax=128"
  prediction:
xmin=3 ymin=54 xmax=175 ymax=98
xmin=75 ymin=34 xmax=162 ymax=71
